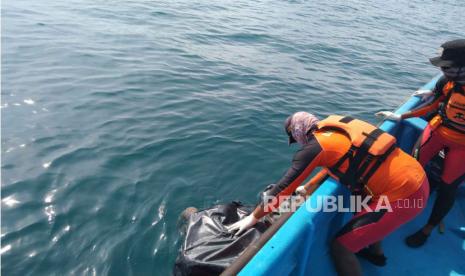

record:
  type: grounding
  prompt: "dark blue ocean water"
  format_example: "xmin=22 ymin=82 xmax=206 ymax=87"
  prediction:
xmin=1 ymin=0 xmax=464 ymax=275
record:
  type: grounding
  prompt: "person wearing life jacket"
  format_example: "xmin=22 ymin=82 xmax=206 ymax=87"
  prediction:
xmin=227 ymin=112 xmax=429 ymax=276
xmin=376 ymin=39 xmax=465 ymax=247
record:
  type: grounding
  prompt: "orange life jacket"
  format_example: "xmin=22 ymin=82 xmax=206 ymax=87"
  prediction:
xmin=317 ymin=115 xmax=397 ymax=194
xmin=432 ymin=81 xmax=465 ymax=134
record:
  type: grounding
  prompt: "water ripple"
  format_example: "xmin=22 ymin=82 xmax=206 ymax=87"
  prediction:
xmin=2 ymin=0 xmax=464 ymax=275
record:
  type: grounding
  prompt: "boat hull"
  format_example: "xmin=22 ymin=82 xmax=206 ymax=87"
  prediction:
xmin=240 ymin=75 xmax=465 ymax=276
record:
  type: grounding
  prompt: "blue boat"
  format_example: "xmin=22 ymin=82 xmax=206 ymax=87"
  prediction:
xmin=237 ymin=75 xmax=465 ymax=276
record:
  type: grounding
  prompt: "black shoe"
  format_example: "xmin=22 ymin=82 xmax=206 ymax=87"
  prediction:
xmin=356 ymin=248 xmax=387 ymax=267
xmin=405 ymin=230 xmax=429 ymax=248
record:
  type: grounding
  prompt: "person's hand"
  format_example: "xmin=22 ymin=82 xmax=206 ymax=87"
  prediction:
xmin=413 ymin=89 xmax=433 ymax=101
xmin=226 ymin=214 xmax=258 ymax=236
xmin=295 ymin=186 xmax=307 ymax=197
xmin=375 ymin=111 xmax=401 ymax=122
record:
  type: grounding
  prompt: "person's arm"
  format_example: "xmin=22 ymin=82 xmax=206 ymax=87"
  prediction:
xmin=301 ymin=169 xmax=328 ymax=196
xmin=376 ymin=76 xmax=447 ymax=121
xmin=227 ymin=138 xmax=325 ymax=236
xmin=402 ymin=76 xmax=447 ymax=119
xmin=252 ymin=139 xmax=324 ymax=218
xmin=401 ymin=95 xmax=444 ymax=119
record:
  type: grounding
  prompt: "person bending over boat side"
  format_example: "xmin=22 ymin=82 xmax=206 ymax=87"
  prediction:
xmin=376 ymin=39 xmax=465 ymax=248
xmin=227 ymin=112 xmax=429 ymax=276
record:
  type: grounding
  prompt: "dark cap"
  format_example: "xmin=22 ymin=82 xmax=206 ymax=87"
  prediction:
xmin=430 ymin=39 xmax=465 ymax=67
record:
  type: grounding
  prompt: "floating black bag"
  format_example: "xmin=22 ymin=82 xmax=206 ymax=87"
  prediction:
xmin=173 ymin=202 xmax=269 ymax=276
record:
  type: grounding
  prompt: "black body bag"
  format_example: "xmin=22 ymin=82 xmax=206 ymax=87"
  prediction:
xmin=173 ymin=202 xmax=269 ymax=276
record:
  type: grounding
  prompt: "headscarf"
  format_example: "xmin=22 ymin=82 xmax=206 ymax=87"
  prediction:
xmin=284 ymin=112 xmax=320 ymax=145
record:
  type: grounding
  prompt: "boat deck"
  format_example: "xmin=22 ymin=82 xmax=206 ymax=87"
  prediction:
xmin=361 ymin=188 xmax=465 ymax=276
